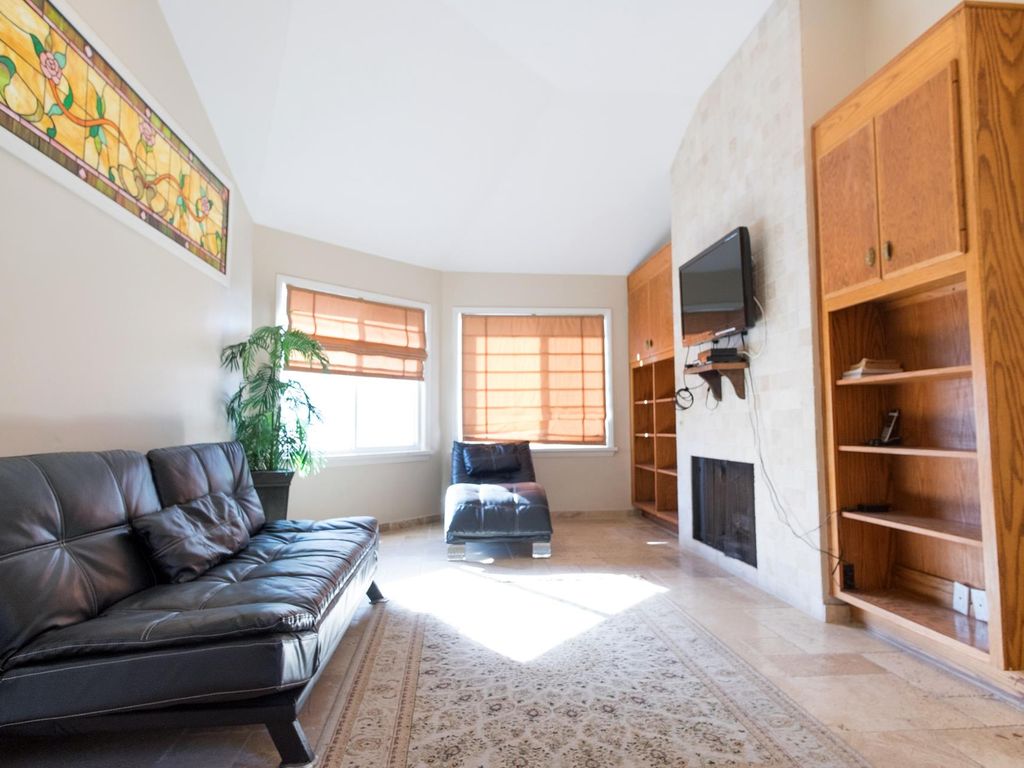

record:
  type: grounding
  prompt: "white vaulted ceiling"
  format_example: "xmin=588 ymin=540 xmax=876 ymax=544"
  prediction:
xmin=160 ymin=0 xmax=772 ymax=274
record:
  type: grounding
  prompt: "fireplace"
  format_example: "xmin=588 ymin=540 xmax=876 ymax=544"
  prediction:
xmin=691 ymin=457 xmax=756 ymax=567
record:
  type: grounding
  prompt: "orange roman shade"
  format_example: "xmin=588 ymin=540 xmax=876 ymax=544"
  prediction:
xmin=462 ymin=314 xmax=607 ymax=445
xmin=286 ymin=286 xmax=427 ymax=381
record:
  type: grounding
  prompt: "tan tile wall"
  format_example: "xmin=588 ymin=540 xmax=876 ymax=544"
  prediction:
xmin=669 ymin=0 xmax=829 ymax=618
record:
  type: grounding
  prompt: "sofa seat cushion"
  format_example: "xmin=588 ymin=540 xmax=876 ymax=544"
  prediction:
xmin=4 ymin=517 xmax=378 ymax=671
xmin=444 ymin=482 xmax=552 ymax=542
xmin=0 ymin=631 xmax=319 ymax=728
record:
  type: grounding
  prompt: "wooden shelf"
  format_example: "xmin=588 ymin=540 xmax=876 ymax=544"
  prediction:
xmin=840 ymin=511 xmax=982 ymax=547
xmin=654 ymin=432 xmax=676 ymax=438
xmin=837 ymin=365 xmax=972 ymax=386
xmin=686 ymin=361 xmax=748 ymax=373
xmin=838 ymin=445 xmax=976 ymax=459
xmin=839 ymin=588 xmax=989 ymax=660
xmin=635 ymin=463 xmax=656 ymax=473
xmin=684 ymin=361 xmax=749 ymax=401
xmin=657 ymin=467 xmax=678 ymax=477
xmin=634 ymin=433 xmax=655 ymax=438
xmin=655 ymin=397 xmax=675 ymax=403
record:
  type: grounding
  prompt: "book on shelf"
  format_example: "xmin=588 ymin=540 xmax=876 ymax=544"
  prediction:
xmin=843 ymin=357 xmax=904 ymax=379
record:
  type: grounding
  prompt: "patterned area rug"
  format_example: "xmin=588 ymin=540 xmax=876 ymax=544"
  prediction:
xmin=318 ymin=575 xmax=867 ymax=767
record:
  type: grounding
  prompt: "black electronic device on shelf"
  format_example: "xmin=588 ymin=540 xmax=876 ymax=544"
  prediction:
xmin=698 ymin=347 xmax=745 ymax=364
xmin=866 ymin=409 xmax=901 ymax=446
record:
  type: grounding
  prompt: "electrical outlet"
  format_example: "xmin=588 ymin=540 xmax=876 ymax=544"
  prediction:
xmin=952 ymin=581 xmax=970 ymax=615
xmin=970 ymin=588 xmax=989 ymax=622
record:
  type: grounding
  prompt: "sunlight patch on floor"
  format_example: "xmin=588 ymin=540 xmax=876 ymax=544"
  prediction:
xmin=386 ymin=569 xmax=667 ymax=663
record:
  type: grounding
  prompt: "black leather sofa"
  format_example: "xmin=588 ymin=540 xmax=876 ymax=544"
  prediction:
xmin=0 ymin=441 xmax=383 ymax=767
xmin=444 ymin=441 xmax=553 ymax=559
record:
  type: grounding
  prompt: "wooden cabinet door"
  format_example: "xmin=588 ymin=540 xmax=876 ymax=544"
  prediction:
xmin=649 ymin=256 xmax=675 ymax=359
xmin=875 ymin=63 xmax=966 ymax=276
xmin=628 ymin=282 xmax=650 ymax=364
xmin=817 ymin=122 xmax=882 ymax=296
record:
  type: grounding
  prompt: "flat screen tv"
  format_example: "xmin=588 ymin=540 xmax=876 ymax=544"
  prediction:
xmin=679 ymin=226 xmax=754 ymax=346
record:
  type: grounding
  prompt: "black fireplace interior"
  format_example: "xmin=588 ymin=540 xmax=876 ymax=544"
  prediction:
xmin=692 ymin=456 xmax=756 ymax=567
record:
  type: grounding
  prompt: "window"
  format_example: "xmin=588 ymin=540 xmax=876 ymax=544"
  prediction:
xmin=286 ymin=285 xmax=426 ymax=380
xmin=460 ymin=312 xmax=610 ymax=447
xmin=279 ymin=278 xmax=429 ymax=458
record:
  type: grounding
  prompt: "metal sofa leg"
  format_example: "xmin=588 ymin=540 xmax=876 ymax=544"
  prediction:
xmin=266 ymin=719 xmax=315 ymax=767
xmin=447 ymin=543 xmax=466 ymax=561
xmin=532 ymin=541 xmax=551 ymax=559
xmin=366 ymin=580 xmax=388 ymax=604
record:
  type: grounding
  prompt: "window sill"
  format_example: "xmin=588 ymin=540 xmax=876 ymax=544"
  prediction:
xmin=321 ymin=450 xmax=433 ymax=468
xmin=530 ymin=446 xmax=619 ymax=457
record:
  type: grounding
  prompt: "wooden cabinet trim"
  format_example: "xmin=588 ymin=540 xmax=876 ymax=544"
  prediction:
xmin=814 ymin=14 xmax=961 ymax=156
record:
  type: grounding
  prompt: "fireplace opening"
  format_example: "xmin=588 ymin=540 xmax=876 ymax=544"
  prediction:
xmin=692 ymin=457 xmax=756 ymax=567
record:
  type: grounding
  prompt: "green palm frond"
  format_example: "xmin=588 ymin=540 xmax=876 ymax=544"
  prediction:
xmin=221 ymin=325 xmax=327 ymax=474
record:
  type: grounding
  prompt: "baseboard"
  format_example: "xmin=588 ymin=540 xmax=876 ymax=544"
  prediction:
xmin=378 ymin=509 xmax=638 ymax=532
xmin=379 ymin=514 xmax=441 ymax=532
xmin=551 ymin=509 xmax=640 ymax=520
xmin=856 ymin=610 xmax=1024 ymax=705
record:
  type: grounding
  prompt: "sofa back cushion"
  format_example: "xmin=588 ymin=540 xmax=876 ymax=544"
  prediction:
xmin=462 ymin=442 xmax=521 ymax=476
xmin=0 ymin=451 xmax=158 ymax=667
xmin=450 ymin=441 xmax=536 ymax=485
xmin=132 ymin=492 xmax=252 ymax=583
xmin=147 ymin=442 xmax=265 ymax=534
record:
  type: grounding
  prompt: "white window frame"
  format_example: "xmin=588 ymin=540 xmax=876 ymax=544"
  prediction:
xmin=276 ymin=274 xmax=433 ymax=465
xmin=454 ymin=306 xmax=617 ymax=456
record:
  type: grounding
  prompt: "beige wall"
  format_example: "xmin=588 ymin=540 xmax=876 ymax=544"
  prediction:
xmin=440 ymin=272 xmax=631 ymax=515
xmin=863 ymin=0 xmax=965 ymax=75
xmin=806 ymin=0 xmax=1024 ymax=127
xmin=0 ymin=0 xmax=253 ymax=457
xmin=251 ymin=226 xmax=631 ymax=523
xmin=251 ymin=225 xmax=444 ymax=524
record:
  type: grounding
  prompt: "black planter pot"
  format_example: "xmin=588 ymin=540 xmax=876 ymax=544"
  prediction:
xmin=251 ymin=470 xmax=295 ymax=522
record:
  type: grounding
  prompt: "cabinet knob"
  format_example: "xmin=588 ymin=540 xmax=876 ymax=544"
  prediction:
xmin=883 ymin=241 xmax=893 ymax=262
xmin=865 ymin=246 xmax=876 ymax=267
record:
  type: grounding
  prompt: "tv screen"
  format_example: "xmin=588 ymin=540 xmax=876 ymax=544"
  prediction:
xmin=679 ymin=227 xmax=754 ymax=345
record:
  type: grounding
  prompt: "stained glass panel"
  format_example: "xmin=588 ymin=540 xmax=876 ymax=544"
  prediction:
xmin=0 ymin=0 xmax=229 ymax=273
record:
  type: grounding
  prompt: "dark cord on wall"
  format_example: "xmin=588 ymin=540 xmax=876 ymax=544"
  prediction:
xmin=741 ymin=354 xmax=844 ymax=575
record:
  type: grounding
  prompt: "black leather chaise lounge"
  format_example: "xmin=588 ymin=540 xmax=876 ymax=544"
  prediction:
xmin=443 ymin=441 xmax=553 ymax=560
xmin=0 ymin=441 xmax=384 ymax=767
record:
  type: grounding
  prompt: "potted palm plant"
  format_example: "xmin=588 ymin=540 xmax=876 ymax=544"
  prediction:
xmin=221 ymin=325 xmax=329 ymax=521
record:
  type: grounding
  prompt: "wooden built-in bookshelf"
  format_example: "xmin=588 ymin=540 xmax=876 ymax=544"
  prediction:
xmin=628 ymin=244 xmax=678 ymax=532
xmin=814 ymin=3 xmax=1024 ymax=684
xmin=631 ymin=357 xmax=678 ymax=531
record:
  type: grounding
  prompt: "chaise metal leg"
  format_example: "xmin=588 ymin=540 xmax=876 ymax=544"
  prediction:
xmin=366 ymin=580 xmax=388 ymax=604
xmin=447 ymin=543 xmax=466 ymax=561
xmin=266 ymin=719 xmax=315 ymax=767
xmin=532 ymin=541 xmax=551 ymax=559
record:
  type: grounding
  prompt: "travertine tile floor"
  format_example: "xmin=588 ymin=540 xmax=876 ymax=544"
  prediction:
xmin=3 ymin=516 xmax=1023 ymax=767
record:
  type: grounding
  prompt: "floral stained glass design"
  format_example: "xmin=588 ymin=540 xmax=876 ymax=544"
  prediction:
xmin=0 ymin=0 xmax=229 ymax=273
